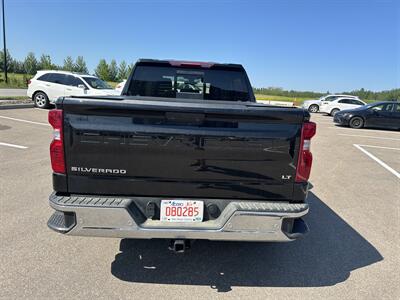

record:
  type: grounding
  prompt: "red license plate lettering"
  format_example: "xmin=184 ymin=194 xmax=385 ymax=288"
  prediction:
xmin=161 ymin=200 xmax=203 ymax=222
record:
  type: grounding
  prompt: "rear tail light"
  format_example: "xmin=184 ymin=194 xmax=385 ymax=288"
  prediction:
xmin=27 ymin=79 xmax=31 ymax=85
xmin=295 ymin=122 xmax=316 ymax=182
xmin=48 ymin=109 xmax=65 ymax=174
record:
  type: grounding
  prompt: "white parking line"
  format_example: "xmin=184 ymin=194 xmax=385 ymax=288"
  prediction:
xmin=329 ymin=126 xmax=400 ymax=135
xmin=0 ymin=142 xmax=28 ymax=149
xmin=339 ymin=133 xmax=400 ymax=141
xmin=357 ymin=144 xmax=400 ymax=151
xmin=353 ymin=144 xmax=400 ymax=179
xmin=0 ymin=115 xmax=50 ymax=127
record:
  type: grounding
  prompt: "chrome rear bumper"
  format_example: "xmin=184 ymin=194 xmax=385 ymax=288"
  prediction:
xmin=48 ymin=193 xmax=309 ymax=242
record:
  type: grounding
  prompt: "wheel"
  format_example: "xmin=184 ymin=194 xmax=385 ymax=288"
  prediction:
xmin=330 ymin=108 xmax=340 ymax=116
xmin=33 ymin=91 xmax=50 ymax=109
xmin=308 ymin=104 xmax=319 ymax=113
xmin=349 ymin=116 xmax=364 ymax=129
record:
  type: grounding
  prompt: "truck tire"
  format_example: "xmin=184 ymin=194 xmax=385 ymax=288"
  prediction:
xmin=308 ymin=104 xmax=319 ymax=113
xmin=34 ymin=92 xmax=50 ymax=109
xmin=330 ymin=108 xmax=340 ymax=116
xmin=349 ymin=117 xmax=364 ymax=129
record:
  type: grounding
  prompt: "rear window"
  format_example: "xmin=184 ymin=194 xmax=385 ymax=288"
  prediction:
xmin=126 ymin=65 xmax=250 ymax=101
xmin=339 ymin=99 xmax=352 ymax=104
xmin=37 ymin=73 xmax=67 ymax=85
xmin=37 ymin=73 xmax=52 ymax=82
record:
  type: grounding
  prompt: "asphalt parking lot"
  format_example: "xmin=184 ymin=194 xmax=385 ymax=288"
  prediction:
xmin=0 ymin=108 xmax=399 ymax=299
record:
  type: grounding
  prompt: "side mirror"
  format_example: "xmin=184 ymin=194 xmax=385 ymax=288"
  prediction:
xmin=78 ymin=84 xmax=86 ymax=89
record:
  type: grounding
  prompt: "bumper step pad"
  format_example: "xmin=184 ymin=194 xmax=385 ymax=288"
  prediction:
xmin=47 ymin=211 xmax=76 ymax=233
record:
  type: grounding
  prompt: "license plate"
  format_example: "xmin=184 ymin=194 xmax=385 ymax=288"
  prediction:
xmin=160 ymin=200 xmax=204 ymax=222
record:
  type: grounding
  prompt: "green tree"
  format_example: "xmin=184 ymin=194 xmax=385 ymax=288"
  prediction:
xmin=23 ymin=52 xmax=38 ymax=74
xmin=39 ymin=54 xmax=53 ymax=70
xmin=109 ymin=59 xmax=118 ymax=81
xmin=253 ymin=86 xmax=323 ymax=99
xmin=11 ymin=59 xmax=25 ymax=73
xmin=95 ymin=59 xmax=110 ymax=81
xmin=347 ymin=88 xmax=400 ymax=101
xmin=127 ymin=63 xmax=134 ymax=77
xmin=74 ymin=56 xmax=88 ymax=74
xmin=117 ymin=60 xmax=128 ymax=81
xmin=0 ymin=49 xmax=13 ymax=72
xmin=63 ymin=56 xmax=74 ymax=71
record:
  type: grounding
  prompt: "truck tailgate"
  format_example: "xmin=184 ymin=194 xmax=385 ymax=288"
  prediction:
xmin=60 ymin=97 xmax=306 ymax=200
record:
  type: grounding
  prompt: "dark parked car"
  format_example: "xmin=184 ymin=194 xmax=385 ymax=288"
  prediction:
xmin=333 ymin=101 xmax=400 ymax=130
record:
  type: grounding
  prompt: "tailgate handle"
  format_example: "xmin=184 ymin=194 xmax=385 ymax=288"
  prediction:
xmin=165 ymin=112 xmax=205 ymax=125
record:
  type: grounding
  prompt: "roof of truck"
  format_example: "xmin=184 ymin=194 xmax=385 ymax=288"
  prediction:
xmin=136 ymin=58 xmax=245 ymax=70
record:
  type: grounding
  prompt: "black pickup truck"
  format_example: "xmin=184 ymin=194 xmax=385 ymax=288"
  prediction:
xmin=47 ymin=59 xmax=316 ymax=251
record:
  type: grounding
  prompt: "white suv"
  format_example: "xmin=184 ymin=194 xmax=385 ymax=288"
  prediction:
xmin=320 ymin=97 xmax=366 ymax=116
xmin=302 ymin=94 xmax=360 ymax=113
xmin=27 ymin=70 xmax=119 ymax=108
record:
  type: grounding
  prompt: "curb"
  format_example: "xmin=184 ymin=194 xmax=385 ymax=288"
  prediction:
xmin=256 ymin=100 xmax=294 ymax=107
xmin=0 ymin=103 xmax=34 ymax=110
